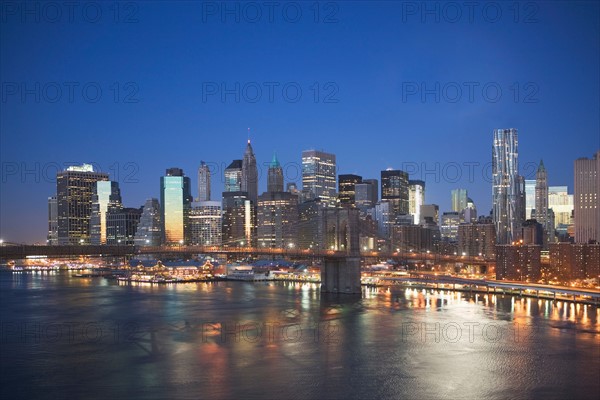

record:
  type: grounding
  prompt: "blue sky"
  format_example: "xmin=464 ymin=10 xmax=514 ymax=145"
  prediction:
xmin=1 ymin=1 xmax=599 ymax=243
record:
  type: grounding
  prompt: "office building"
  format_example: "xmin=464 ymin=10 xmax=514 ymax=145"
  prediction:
xmin=297 ymin=198 xmax=326 ymax=250
xmin=302 ymin=149 xmax=337 ymax=206
xmin=420 ymin=204 xmax=439 ymax=225
xmin=574 ymin=151 xmax=600 ymax=243
xmin=338 ymin=174 xmax=362 ymax=206
xmin=451 ymin=189 xmax=468 ymax=213
xmin=241 ymin=140 xmax=259 ymax=204
xmin=47 ymin=196 xmax=58 ymax=245
xmin=222 ymin=191 xmax=254 ymax=247
xmin=134 ymin=198 xmax=162 ymax=246
xmin=197 ymin=161 xmax=211 ymax=201
xmin=363 ymin=179 xmax=379 ymax=204
xmin=225 ymin=160 xmax=243 ymax=192
xmin=409 ymin=180 xmax=425 ymax=225
xmin=521 ymin=219 xmax=543 ymax=246
xmin=267 ymin=153 xmax=284 ymax=193
xmin=106 ymin=207 xmax=142 ymax=245
xmin=90 ymin=181 xmax=122 ymax=245
xmin=189 ymin=201 xmax=222 ymax=246
xmin=440 ymin=211 xmax=461 ymax=242
xmin=57 ymin=164 xmax=109 ymax=245
xmin=548 ymin=186 xmax=574 ymax=228
xmin=381 ymin=168 xmax=409 ymax=217
xmin=525 ymin=179 xmax=536 ymax=220
xmin=257 ymin=192 xmax=298 ymax=249
xmin=160 ymin=168 xmax=193 ymax=244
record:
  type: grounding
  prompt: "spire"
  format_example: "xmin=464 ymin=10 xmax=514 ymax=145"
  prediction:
xmin=538 ymin=159 xmax=545 ymax=172
xmin=247 ymin=127 xmax=251 ymax=144
xmin=270 ymin=152 xmax=280 ymax=168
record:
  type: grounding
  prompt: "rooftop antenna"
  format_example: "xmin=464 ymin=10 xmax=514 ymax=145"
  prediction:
xmin=247 ymin=127 xmax=250 ymax=144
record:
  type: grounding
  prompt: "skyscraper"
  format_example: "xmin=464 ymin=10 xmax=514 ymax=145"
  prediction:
xmin=338 ymin=174 xmax=362 ymax=206
xmin=90 ymin=181 xmax=122 ymax=245
xmin=241 ymin=140 xmax=258 ymax=205
xmin=451 ymin=189 xmax=468 ymax=213
xmin=409 ymin=180 xmax=425 ymax=224
xmin=492 ymin=128 xmax=524 ymax=244
xmin=381 ymin=169 xmax=409 ymax=217
xmin=534 ymin=160 xmax=551 ymax=247
xmin=440 ymin=211 xmax=461 ymax=242
xmin=56 ymin=164 xmax=109 ymax=245
xmin=363 ymin=179 xmax=379 ymax=204
xmin=106 ymin=207 xmax=142 ymax=245
xmin=224 ymin=160 xmax=243 ymax=192
xmin=302 ymin=149 xmax=337 ymax=206
xmin=267 ymin=153 xmax=284 ymax=193
xmin=257 ymin=192 xmax=298 ymax=249
xmin=47 ymin=196 xmax=58 ymax=245
xmin=222 ymin=191 xmax=254 ymax=247
xmin=525 ymin=179 xmax=536 ymax=220
xmin=197 ymin=161 xmax=211 ymax=201
xmin=189 ymin=201 xmax=222 ymax=246
xmin=134 ymin=198 xmax=162 ymax=246
xmin=574 ymin=151 xmax=600 ymax=243
xmin=160 ymin=168 xmax=192 ymax=245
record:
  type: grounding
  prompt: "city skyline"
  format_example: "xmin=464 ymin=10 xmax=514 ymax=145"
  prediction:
xmin=1 ymin=2 xmax=599 ymax=245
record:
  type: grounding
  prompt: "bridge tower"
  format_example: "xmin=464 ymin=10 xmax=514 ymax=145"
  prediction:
xmin=321 ymin=207 xmax=361 ymax=294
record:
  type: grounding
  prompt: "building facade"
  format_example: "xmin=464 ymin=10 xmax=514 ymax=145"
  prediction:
xmin=90 ymin=181 xmax=122 ymax=245
xmin=338 ymin=174 xmax=362 ymax=206
xmin=302 ymin=150 xmax=337 ymax=206
xmin=47 ymin=196 xmax=58 ymax=245
xmin=381 ymin=169 xmax=409 ymax=217
xmin=574 ymin=151 xmax=600 ymax=243
xmin=492 ymin=128 xmax=524 ymax=244
xmin=197 ymin=161 xmax=211 ymax=201
xmin=134 ymin=198 xmax=162 ymax=246
xmin=409 ymin=180 xmax=425 ymax=225
xmin=57 ymin=164 xmax=109 ymax=245
xmin=189 ymin=201 xmax=222 ymax=246
xmin=160 ymin=168 xmax=193 ymax=244
xmin=106 ymin=207 xmax=142 ymax=245
xmin=222 ymin=191 xmax=254 ymax=247
xmin=451 ymin=189 xmax=468 ymax=213
xmin=458 ymin=223 xmax=496 ymax=259
xmin=241 ymin=140 xmax=259 ymax=205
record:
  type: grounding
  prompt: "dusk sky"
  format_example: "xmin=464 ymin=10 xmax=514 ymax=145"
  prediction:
xmin=1 ymin=1 xmax=599 ymax=244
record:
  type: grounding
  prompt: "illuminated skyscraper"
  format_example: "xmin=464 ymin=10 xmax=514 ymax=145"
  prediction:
xmin=574 ymin=151 xmax=600 ymax=243
xmin=189 ymin=201 xmax=222 ymax=246
xmin=241 ymin=140 xmax=258 ymax=205
xmin=197 ymin=161 xmax=211 ymax=201
xmin=534 ymin=160 xmax=552 ymax=247
xmin=222 ymin=191 xmax=254 ymax=247
xmin=267 ymin=153 xmax=284 ymax=193
xmin=451 ymin=189 xmax=467 ymax=213
xmin=106 ymin=207 xmax=142 ymax=245
xmin=224 ymin=160 xmax=243 ymax=192
xmin=160 ymin=168 xmax=192 ymax=245
xmin=90 ymin=181 xmax=122 ymax=245
xmin=134 ymin=198 xmax=162 ymax=247
xmin=381 ymin=169 xmax=409 ymax=217
xmin=409 ymin=180 xmax=425 ymax=224
xmin=338 ymin=174 xmax=362 ymax=206
xmin=56 ymin=164 xmax=109 ymax=245
xmin=492 ymin=128 xmax=524 ymax=244
xmin=302 ymin=149 xmax=337 ymax=206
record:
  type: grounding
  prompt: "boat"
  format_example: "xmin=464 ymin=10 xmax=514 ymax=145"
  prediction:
xmin=226 ymin=266 xmax=273 ymax=281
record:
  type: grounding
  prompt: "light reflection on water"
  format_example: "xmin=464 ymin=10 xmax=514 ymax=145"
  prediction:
xmin=1 ymin=270 xmax=598 ymax=400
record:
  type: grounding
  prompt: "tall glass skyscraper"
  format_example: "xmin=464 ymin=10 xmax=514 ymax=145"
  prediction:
xmin=56 ymin=164 xmax=109 ymax=245
xmin=160 ymin=168 xmax=192 ymax=244
xmin=267 ymin=153 xmax=284 ymax=193
xmin=381 ymin=169 xmax=409 ymax=217
xmin=451 ymin=189 xmax=468 ymax=212
xmin=492 ymin=128 xmax=524 ymax=244
xmin=302 ymin=149 xmax=337 ymax=206
xmin=197 ymin=161 xmax=211 ymax=201
xmin=90 ymin=181 xmax=122 ymax=245
xmin=224 ymin=160 xmax=243 ymax=192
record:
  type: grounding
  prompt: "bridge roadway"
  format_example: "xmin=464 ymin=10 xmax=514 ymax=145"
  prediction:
xmin=376 ymin=273 xmax=600 ymax=302
xmin=0 ymin=244 xmax=498 ymax=265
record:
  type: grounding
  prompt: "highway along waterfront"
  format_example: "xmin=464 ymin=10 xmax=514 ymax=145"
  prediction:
xmin=1 ymin=269 xmax=599 ymax=400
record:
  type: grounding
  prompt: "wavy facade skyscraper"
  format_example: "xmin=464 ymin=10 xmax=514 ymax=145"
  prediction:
xmin=492 ymin=128 xmax=524 ymax=244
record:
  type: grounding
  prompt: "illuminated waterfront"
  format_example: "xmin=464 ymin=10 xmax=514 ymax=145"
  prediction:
xmin=1 ymin=270 xmax=598 ymax=399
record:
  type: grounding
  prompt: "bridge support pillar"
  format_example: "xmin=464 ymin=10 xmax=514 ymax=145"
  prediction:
xmin=321 ymin=256 xmax=361 ymax=294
